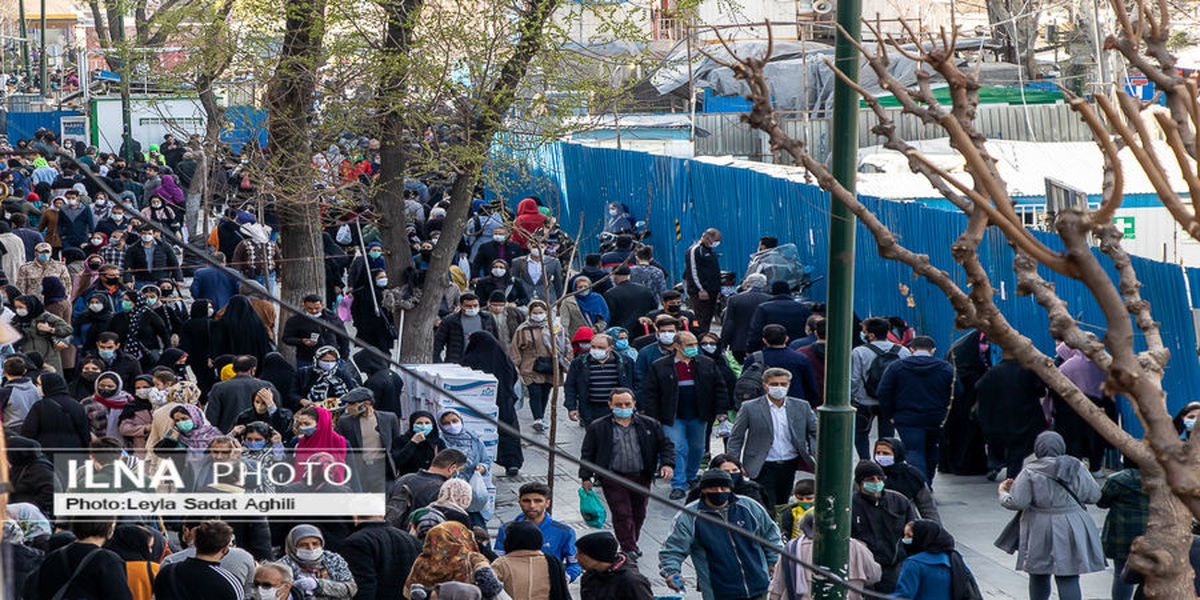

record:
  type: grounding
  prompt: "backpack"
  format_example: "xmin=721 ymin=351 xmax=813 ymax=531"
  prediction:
xmin=863 ymin=344 xmax=902 ymax=397
xmin=733 ymin=351 xmax=766 ymax=408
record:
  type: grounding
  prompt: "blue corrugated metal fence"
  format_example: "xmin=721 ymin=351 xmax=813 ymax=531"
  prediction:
xmin=5 ymin=110 xmax=81 ymax=142
xmin=548 ymin=142 xmax=1200 ymax=426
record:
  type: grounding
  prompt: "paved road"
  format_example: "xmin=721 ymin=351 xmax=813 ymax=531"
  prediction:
xmin=489 ymin=400 xmax=1115 ymax=599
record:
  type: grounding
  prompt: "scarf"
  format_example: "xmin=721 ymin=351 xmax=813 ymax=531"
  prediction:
xmin=406 ymin=522 xmax=487 ymax=590
xmin=308 ymin=362 xmax=351 ymax=405
xmin=436 ymin=478 xmax=474 ymax=513
xmin=124 ymin=290 xmax=151 ymax=359
xmin=239 ymin=234 xmax=276 ymax=276
xmin=294 ymin=407 xmax=348 ymax=468
xmin=174 ymin=404 xmax=223 ymax=459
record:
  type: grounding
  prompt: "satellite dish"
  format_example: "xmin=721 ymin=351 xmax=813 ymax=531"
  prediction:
xmin=813 ymin=0 xmax=833 ymax=14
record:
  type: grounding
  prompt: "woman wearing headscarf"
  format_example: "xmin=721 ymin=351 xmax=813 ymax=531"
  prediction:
xmin=155 ymin=348 xmax=190 ymax=381
xmin=474 ymin=259 xmax=529 ymax=307
xmin=350 ymin=268 xmax=397 ymax=353
xmin=437 ymin=408 xmax=488 ymax=480
xmin=769 ymin=512 xmax=879 ymax=600
xmin=156 ymin=174 xmax=185 ymax=207
xmin=21 ymin=373 xmax=91 ymax=459
xmin=216 ymin=295 xmax=273 ymax=361
xmin=70 ymin=254 xmax=103 ymax=301
xmin=491 ymin=520 xmax=571 ymax=600
xmin=154 ymin=403 xmax=223 ymax=481
xmin=40 ymin=276 xmax=70 ymax=322
xmin=1051 ymin=342 xmax=1113 ymax=474
xmin=998 ymin=431 xmax=1105 ymax=600
xmin=872 ymin=438 xmax=939 ymax=522
xmin=140 ymin=194 xmax=181 ymax=235
xmin=354 ymin=348 xmax=403 ymax=415
xmin=79 ymin=370 xmax=127 ymax=440
xmin=7 ymin=436 xmax=57 ymax=517
xmin=410 ymin=478 xmax=476 ymax=540
xmin=559 ymin=276 xmax=608 ymax=336
xmin=280 ymin=524 xmax=358 ymax=600
xmin=72 ymin=290 xmax=114 ymax=354
xmin=509 ymin=300 xmax=566 ymax=431
xmin=394 ymin=410 xmax=446 ymax=476
xmin=12 ymin=294 xmax=72 ymax=374
xmin=404 ymin=522 xmax=504 ymax=600
xmin=1175 ymin=402 xmax=1200 ymax=441
xmin=460 ymin=331 xmax=523 ymax=476
xmin=292 ymin=406 xmax=348 ymax=474
xmin=892 ymin=520 xmax=979 ymax=600
xmin=177 ymin=299 xmax=219 ymax=394
xmin=145 ymin=380 xmax=203 ymax=458
xmin=236 ymin=421 xmax=286 ymax=492
xmin=606 ymin=326 xmax=638 ymax=362
xmin=103 ymin=525 xmax=159 ymax=600
xmin=116 ymin=373 xmax=154 ymax=454
xmin=296 ymin=346 xmax=359 ymax=410
xmin=258 ymin=351 xmax=299 ymax=409
xmin=234 ymin=384 xmax=295 ymax=441
xmin=107 ymin=288 xmax=168 ymax=370
xmin=940 ymin=329 xmax=991 ymax=475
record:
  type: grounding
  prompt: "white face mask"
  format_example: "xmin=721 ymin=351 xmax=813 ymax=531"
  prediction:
xmin=767 ymin=385 xmax=788 ymax=400
xmin=657 ymin=331 xmax=676 ymax=345
xmin=207 ymin=307 xmax=214 ymax=317
xmin=709 ymin=240 xmax=721 ymax=248
xmin=442 ymin=422 xmax=463 ymax=435
xmin=491 ymin=268 xmax=507 ymax=278
xmin=463 ymin=307 xmax=480 ymax=317
xmin=88 ymin=303 xmax=104 ymax=313
xmin=700 ymin=343 xmax=718 ymax=355
xmin=141 ymin=233 xmax=154 ymax=243
xmin=875 ymin=454 xmax=895 ymax=467
xmin=14 ymin=308 xmax=27 ymax=317
xmin=589 ymin=348 xmax=609 ymax=361
xmin=253 ymin=586 xmax=280 ymax=600
xmin=375 ymin=278 xmax=388 ymax=288
xmin=529 ymin=248 xmax=542 ymax=258
xmin=530 ymin=312 xmax=547 ymax=323
xmin=609 ymin=207 xmax=619 ymax=216
xmin=493 ymin=234 xmax=506 ymax=242
xmin=295 ymin=547 xmax=323 ymax=562
xmin=91 ymin=238 xmax=103 ymax=246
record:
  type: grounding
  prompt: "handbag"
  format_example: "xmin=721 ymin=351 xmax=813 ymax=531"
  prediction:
xmin=994 ymin=469 xmax=1086 ymax=554
xmin=533 ymin=356 xmax=554 ymax=374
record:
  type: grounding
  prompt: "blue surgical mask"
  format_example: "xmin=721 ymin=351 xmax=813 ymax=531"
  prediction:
xmin=615 ymin=339 xmax=629 ymax=351
xmin=299 ymin=425 xmax=317 ymax=437
xmin=1186 ymin=418 xmax=1196 ymax=432
xmin=612 ymin=407 xmax=635 ymax=419
xmin=245 ymin=440 xmax=266 ymax=450
xmin=413 ymin=424 xmax=433 ymax=435
xmin=176 ymin=419 xmax=195 ymax=433
xmin=98 ymin=349 xmax=116 ymax=360
xmin=682 ymin=346 xmax=699 ymax=358
xmin=368 ymin=250 xmax=382 ymax=260
xmin=862 ymin=481 xmax=885 ymax=494
xmin=35 ymin=252 xmax=50 ymax=262
xmin=901 ymin=538 xmax=912 ymax=545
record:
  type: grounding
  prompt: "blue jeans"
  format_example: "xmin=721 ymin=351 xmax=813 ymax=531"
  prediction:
xmin=664 ymin=419 xmax=707 ymax=490
xmin=894 ymin=425 xmax=940 ymax=485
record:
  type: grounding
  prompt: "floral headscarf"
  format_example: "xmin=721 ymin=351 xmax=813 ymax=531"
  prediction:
xmin=435 ymin=478 xmax=473 ymax=513
xmin=166 ymin=380 xmax=200 ymax=405
xmin=404 ymin=522 xmax=488 ymax=591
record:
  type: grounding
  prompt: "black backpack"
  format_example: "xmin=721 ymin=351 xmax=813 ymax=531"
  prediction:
xmin=863 ymin=344 xmax=902 ymax=397
xmin=733 ymin=351 xmax=766 ymax=408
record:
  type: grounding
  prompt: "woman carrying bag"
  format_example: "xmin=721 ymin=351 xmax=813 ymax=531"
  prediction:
xmin=997 ymin=431 xmax=1104 ymax=600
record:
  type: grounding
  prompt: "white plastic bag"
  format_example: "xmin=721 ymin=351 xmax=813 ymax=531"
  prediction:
xmin=467 ymin=471 xmax=489 ymax=513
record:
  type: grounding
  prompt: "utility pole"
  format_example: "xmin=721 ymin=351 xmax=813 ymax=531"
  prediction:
xmin=811 ymin=0 xmax=861 ymax=594
xmin=18 ymin=0 xmax=29 ymax=79
xmin=37 ymin=0 xmax=45 ymax=95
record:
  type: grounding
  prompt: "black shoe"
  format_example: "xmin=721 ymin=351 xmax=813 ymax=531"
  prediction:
xmin=506 ymin=467 xmax=520 ymax=477
xmin=625 ymin=549 xmax=642 ymax=561
xmin=986 ymin=468 xmax=1001 ymax=482
xmin=669 ymin=488 xmax=686 ymax=500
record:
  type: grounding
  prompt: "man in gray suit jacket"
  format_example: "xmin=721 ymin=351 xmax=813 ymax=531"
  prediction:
xmin=335 ymin=387 xmax=403 ymax=492
xmin=727 ymin=367 xmax=817 ymax=508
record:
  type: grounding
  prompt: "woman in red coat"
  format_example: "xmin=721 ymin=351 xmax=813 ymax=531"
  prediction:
xmin=512 ymin=197 xmax=546 ymax=248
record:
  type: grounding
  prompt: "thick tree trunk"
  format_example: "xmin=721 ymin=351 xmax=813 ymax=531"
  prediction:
xmin=267 ymin=0 xmax=326 ymax=362
xmin=1129 ymin=469 xmax=1195 ymax=599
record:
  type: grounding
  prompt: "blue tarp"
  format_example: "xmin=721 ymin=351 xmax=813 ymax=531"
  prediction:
xmin=221 ymin=106 xmax=268 ymax=154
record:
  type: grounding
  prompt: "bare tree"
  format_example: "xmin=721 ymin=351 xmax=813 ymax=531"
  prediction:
xmin=986 ymin=0 xmax=1043 ymax=78
xmin=713 ymin=3 xmax=1200 ymax=595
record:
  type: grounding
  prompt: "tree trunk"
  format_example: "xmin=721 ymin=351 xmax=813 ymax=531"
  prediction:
xmin=374 ymin=0 xmax=421 ymax=285
xmin=1130 ymin=468 xmax=1195 ymax=599
xmin=267 ymin=0 xmax=326 ymax=362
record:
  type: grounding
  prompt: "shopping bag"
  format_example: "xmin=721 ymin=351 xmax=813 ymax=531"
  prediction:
xmin=578 ymin=486 xmax=607 ymax=528
xmin=468 ymin=471 xmax=490 ymax=513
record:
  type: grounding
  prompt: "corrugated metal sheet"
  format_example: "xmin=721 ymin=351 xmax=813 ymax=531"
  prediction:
xmin=5 ymin=110 xmax=80 ymax=142
xmin=553 ymin=142 xmax=1200 ymax=426
xmin=694 ymin=103 xmax=1095 ymax=161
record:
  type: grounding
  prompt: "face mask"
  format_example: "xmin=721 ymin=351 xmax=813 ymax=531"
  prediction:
xmin=207 ymin=307 xmax=215 ymax=317
xmin=245 ymin=440 xmax=266 ymax=450
xmin=530 ymin=312 xmax=547 ymax=323
xmin=97 ymin=387 xmax=118 ymax=398
xmin=530 ymin=249 xmax=542 ymax=258
xmin=88 ymin=302 xmax=104 ymax=313
xmin=112 ymin=213 xmax=124 ymax=221
xmin=702 ymin=491 xmax=731 ymax=506
xmin=615 ymin=339 xmax=630 ymax=351
xmin=68 ymin=199 xmax=79 ymax=206
xmin=579 ymin=342 xmax=591 ymax=351
xmin=413 ymin=424 xmax=433 ymax=435
xmin=1186 ymin=418 xmax=1197 ymax=432
xmin=901 ymin=538 xmax=912 ymax=545
xmin=141 ymin=233 xmax=154 ymax=243
xmin=721 ymin=285 xmax=736 ymax=296
xmin=710 ymin=241 xmax=721 ymax=248
xmin=14 ymin=308 xmax=27 ymax=317
xmin=375 ymin=278 xmax=388 ymax=288
xmin=318 ymin=360 xmax=337 ymax=371
xmin=135 ymin=388 xmax=152 ymax=399
xmin=491 ymin=268 xmax=507 ymax=278
xmin=493 ymin=235 xmax=506 ymax=242
xmin=612 ymin=407 xmax=635 ymax=419
xmin=91 ymin=238 xmax=103 ymax=246
xmin=80 ymin=371 xmax=99 ymax=381
xmin=150 ymin=389 xmax=168 ymax=407
xmin=296 ymin=548 xmax=323 ymax=562
xmin=701 ymin=343 xmax=718 ymax=355
xmin=463 ymin=308 xmax=480 ymax=317
xmin=577 ymin=288 xmax=590 ymax=296
xmin=443 ymin=422 xmax=463 ymax=435
xmin=729 ymin=472 xmax=744 ymax=486
xmin=368 ymin=250 xmax=382 ymax=260
xmin=176 ymin=419 xmax=195 ymax=433
xmin=862 ymin=481 xmax=885 ymax=494
xmin=35 ymin=253 xmax=49 ymax=262
xmin=160 ymin=287 xmax=173 ymax=296
xmin=875 ymin=454 xmax=895 ymax=467
xmin=665 ymin=304 xmax=680 ymax=313
xmin=145 ymin=297 xmax=159 ymax=306
xmin=121 ymin=300 xmax=134 ymax=311
xmin=798 ymin=501 xmax=814 ymax=511
xmin=253 ymin=586 xmax=280 ymax=600
xmin=299 ymin=425 xmax=317 ymax=437
xmin=88 ymin=261 xmax=102 ymax=270
xmin=98 ymin=349 xmax=116 ymax=360
xmin=103 ymin=276 xmax=120 ymax=286
xmin=657 ymin=331 xmax=676 ymax=345
xmin=682 ymin=346 xmax=699 ymax=358
xmin=767 ymin=385 xmax=788 ymax=400
xmin=151 ymin=202 xmax=162 ymax=209
xmin=589 ymin=348 xmax=609 ymax=361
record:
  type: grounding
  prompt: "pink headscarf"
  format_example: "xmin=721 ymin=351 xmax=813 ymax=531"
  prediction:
xmin=294 ymin=406 xmax=348 ymax=470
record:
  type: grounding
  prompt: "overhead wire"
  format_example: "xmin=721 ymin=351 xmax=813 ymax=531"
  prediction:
xmin=45 ymin=147 xmax=907 ymax=600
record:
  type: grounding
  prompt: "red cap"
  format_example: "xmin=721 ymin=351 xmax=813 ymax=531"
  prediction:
xmin=25 ymin=192 xmax=38 ymax=202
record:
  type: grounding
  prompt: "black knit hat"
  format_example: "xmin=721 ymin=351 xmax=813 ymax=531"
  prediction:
xmin=576 ymin=531 xmax=618 ymax=563
xmin=503 ymin=521 xmax=543 ymax=552
xmin=698 ymin=468 xmax=733 ymax=490
xmin=854 ymin=460 xmax=885 ymax=483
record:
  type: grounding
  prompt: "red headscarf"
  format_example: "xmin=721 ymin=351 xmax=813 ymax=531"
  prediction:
xmin=294 ymin=406 xmax=347 ymax=471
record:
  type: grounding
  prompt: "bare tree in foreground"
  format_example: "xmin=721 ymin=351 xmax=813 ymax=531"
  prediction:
xmin=716 ymin=1 xmax=1200 ymax=596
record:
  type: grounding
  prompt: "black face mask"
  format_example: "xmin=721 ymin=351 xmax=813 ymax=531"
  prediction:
xmin=665 ymin=304 xmax=681 ymax=313
xmin=702 ymin=491 xmax=732 ymax=507
xmin=103 ymin=276 xmax=120 ymax=286
xmin=97 ymin=388 xmax=118 ymax=398
xmin=79 ymin=371 xmax=99 ymax=381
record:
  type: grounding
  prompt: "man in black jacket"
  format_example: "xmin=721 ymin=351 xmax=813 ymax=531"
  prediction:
xmin=875 ymin=335 xmax=959 ymax=484
xmin=205 ymin=355 xmax=280 ymax=432
xmin=155 ymin=520 xmax=244 ymax=600
xmin=21 ymin=373 xmax=90 ymax=461
xmin=603 ymin=265 xmax=658 ymax=333
xmin=29 ymin=517 xmax=131 ymax=600
xmin=683 ymin=228 xmax=721 ymax=335
xmin=571 ymin=253 xmax=613 ymax=297
xmin=123 ymin=224 xmax=183 ymax=284
xmin=719 ymin=273 xmax=771 ymax=362
xmin=641 ymin=331 xmax=729 ymax=499
xmin=577 ymin=532 xmax=654 ymax=600
xmin=385 ymin=449 xmax=466 ymax=528
xmin=747 ymin=281 xmax=813 ymax=351
xmin=470 ymin=226 xmax=524 ymax=278
xmin=281 ymin=294 xmax=348 ymax=369
xmin=340 ymin=515 xmax=422 ymax=600
xmin=432 ymin=293 xmax=498 ymax=364
xmin=564 ymin=334 xmax=634 ymax=426
xmin=335 ymin=387 xmax=403 ymax=487
xmin=580 ymin=388 xmax=674 ymax=557
xmin=851 ymin=460 xmax=917 ymax=593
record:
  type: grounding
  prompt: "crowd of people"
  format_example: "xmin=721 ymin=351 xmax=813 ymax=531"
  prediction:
xmin=0 ymin=128 xmax=1185 ymax=600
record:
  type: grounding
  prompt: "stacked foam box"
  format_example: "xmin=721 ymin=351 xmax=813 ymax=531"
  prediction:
xmin=397 ymin=364 xmax=500 ymax=518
